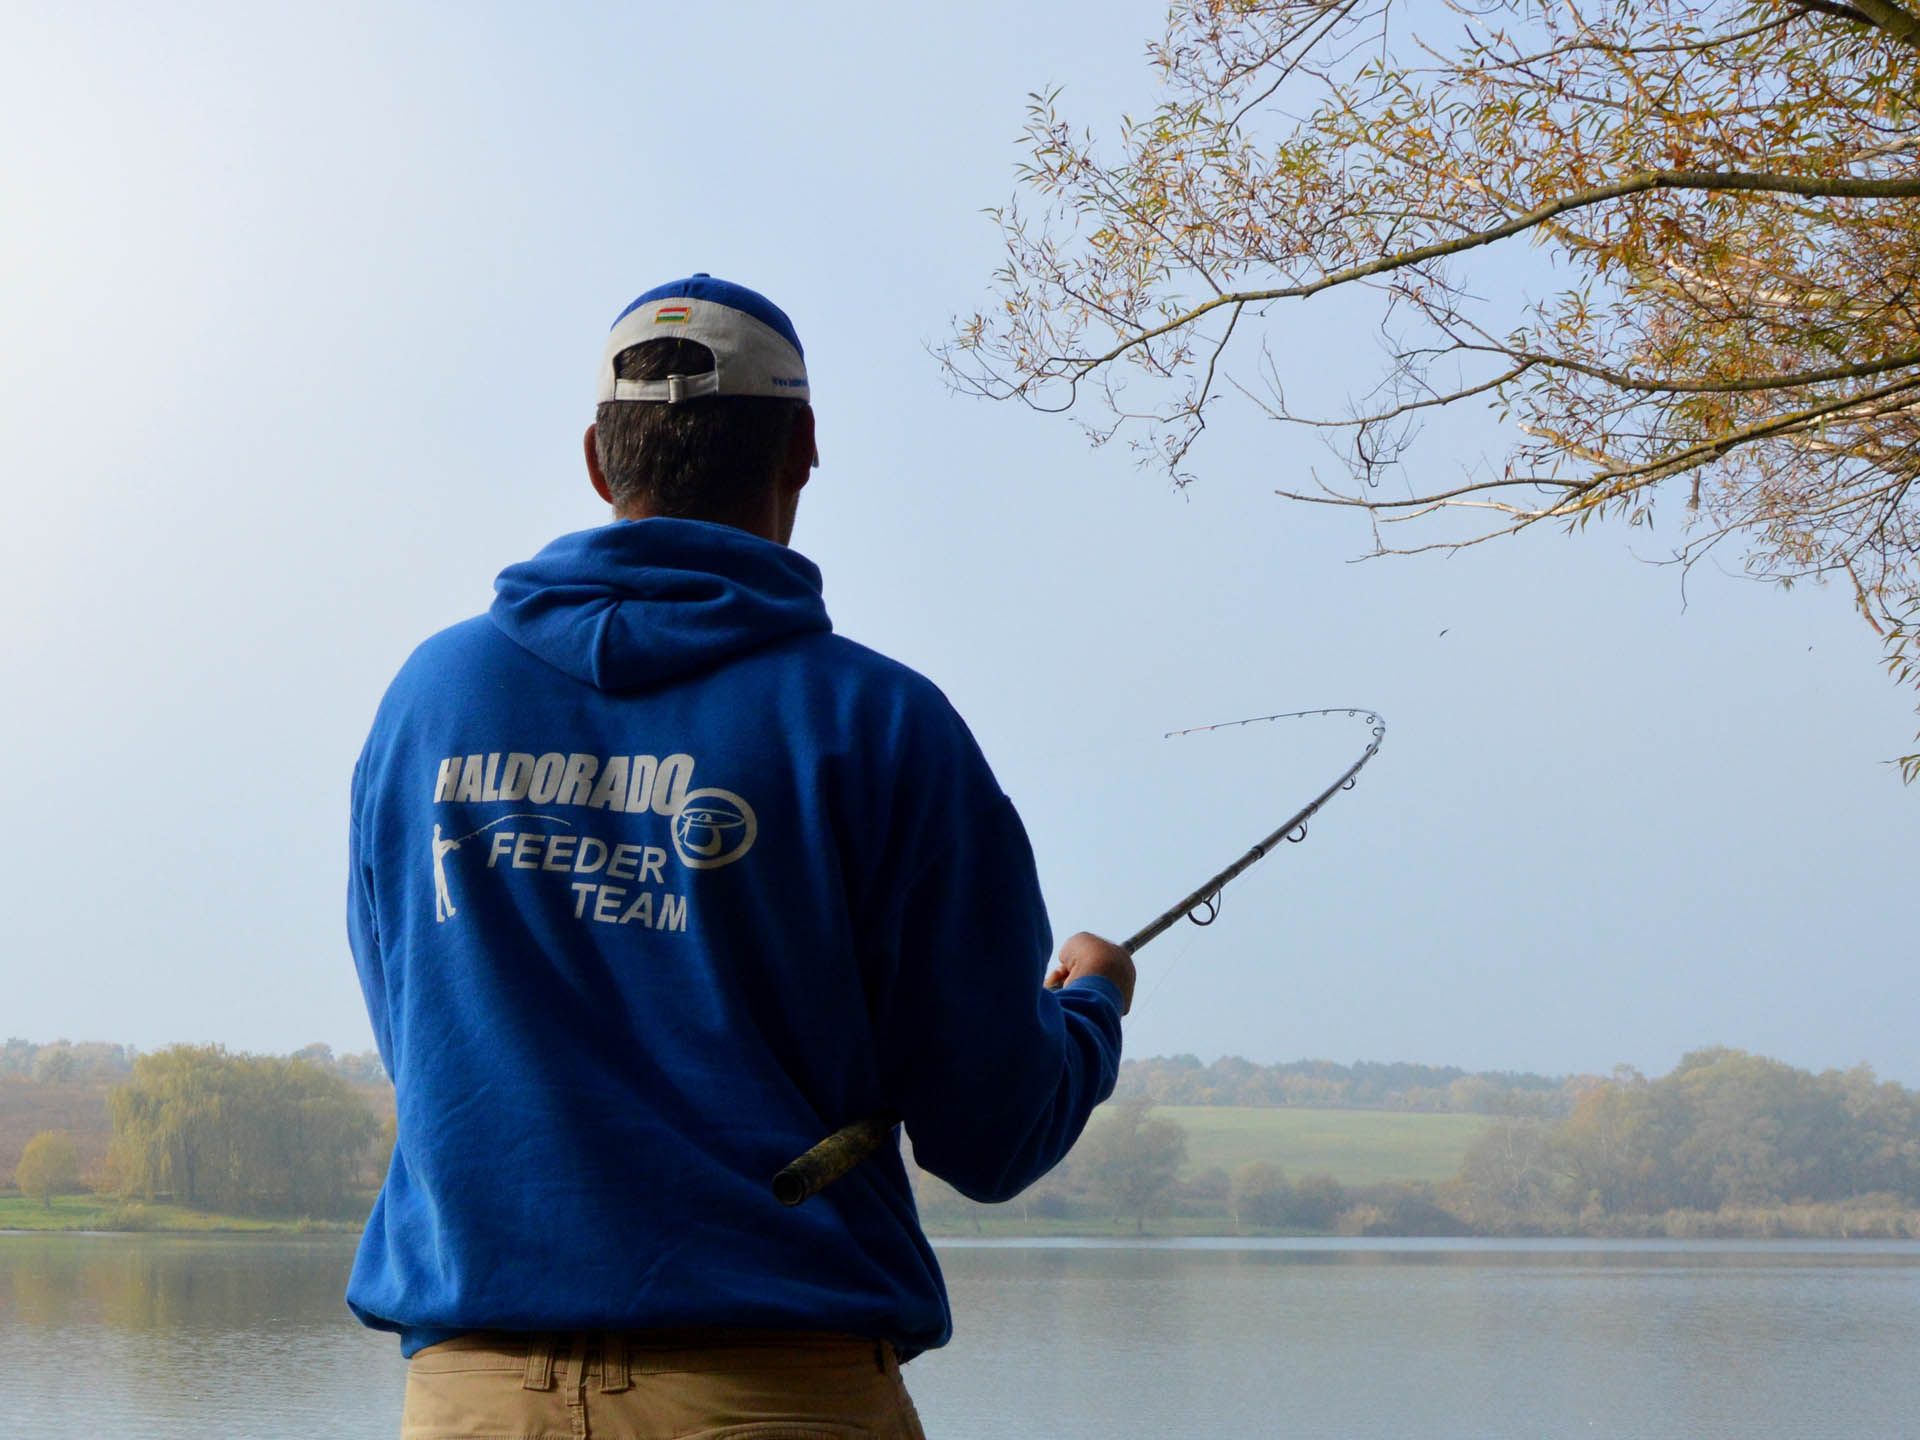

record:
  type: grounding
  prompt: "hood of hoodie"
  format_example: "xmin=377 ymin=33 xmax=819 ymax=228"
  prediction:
xmin=489 ymin=518 xmax=832 ymax=692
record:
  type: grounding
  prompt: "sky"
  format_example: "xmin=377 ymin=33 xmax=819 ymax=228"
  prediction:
xmin=2 ymin=2 xmax=1914 ymax=1085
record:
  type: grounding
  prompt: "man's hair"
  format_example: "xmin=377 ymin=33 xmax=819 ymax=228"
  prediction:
xmin=593 ymin=338 xmax=807 ymax=520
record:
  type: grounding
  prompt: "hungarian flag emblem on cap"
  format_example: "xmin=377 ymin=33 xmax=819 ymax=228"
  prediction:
xmin=654 ymin=304 xmax=692 ymax=324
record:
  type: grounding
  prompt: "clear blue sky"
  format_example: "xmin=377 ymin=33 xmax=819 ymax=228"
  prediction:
xmin=3 ymin=2 xmax=1914 ymax=1084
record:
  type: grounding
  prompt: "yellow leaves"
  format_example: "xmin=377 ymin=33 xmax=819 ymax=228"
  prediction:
xmin=954 ymin=0 xmax=1920 ymax=748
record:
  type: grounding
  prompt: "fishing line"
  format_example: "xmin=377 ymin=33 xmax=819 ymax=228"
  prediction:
xmin=1133 ymin=710 xmax=1386 ymax=1010
xmin=1134 ymin=923 xmax=1200 ymax=1014
xmin=771 ymin=706 xmax=1390 ymax=1206
xmin=446 ymin=813 xmax=576 ymax=846
xmin=1122 ymin=708 xmax=1385 ymax=952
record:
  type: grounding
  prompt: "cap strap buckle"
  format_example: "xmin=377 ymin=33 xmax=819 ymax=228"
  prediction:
xmin=609 ymin=371 xmax=723 ymax=404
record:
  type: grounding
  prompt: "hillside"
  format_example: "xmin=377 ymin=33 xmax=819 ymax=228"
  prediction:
xmin=1162 ymin=1106 xmax=1490 ymax=1186
xmin=0 ymin=1080 xmax=113 ymax=1186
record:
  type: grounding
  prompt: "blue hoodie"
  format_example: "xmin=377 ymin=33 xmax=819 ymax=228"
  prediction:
xmin=344 ymin=518 xmax=1123 ymax=1359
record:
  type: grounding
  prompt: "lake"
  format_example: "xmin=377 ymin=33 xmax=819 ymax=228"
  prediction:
xmin=3 ymin=1234 xmax=1917 ymax=1438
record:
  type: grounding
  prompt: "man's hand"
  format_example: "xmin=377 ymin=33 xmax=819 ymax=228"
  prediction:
xmin=1043 ymin=932 xmax=1136 ymax=1015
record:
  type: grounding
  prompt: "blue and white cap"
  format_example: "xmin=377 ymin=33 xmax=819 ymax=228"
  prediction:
xmin=597 ymin=274 xmax=810 ymax=407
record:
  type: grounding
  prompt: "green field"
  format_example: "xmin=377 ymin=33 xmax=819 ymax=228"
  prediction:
xmin=1157 ymin=1106 xmax=1490 ymax=1185
xmin=2 ymin=1108 xmax=1488 ymax=1236
xmin=0 ymin=1194 xmax=356 ymax=1234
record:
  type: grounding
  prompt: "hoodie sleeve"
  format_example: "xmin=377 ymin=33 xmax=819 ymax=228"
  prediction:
xmin=872 ymin=709 xmax=1123 ymax=1205
xmin=346 ymin=754 xmax=397 ymax=1082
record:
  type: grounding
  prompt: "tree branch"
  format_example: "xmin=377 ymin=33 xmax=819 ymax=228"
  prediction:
xmin=1047 ymin=168 xmax=1920 ymax=381
xmin=1846 ymin=0 xmax=1920 ymax=49
xmin=1790 ymin=0 xmax=1878 ymax=26
xmin=1492 ymin=344 xmax=1920 ymax=396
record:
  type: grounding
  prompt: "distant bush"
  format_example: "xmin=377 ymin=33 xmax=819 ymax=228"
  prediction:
xmin=14 ymin=1131 xmax=81 ymax=1207
xmin=1177 ymin=1166 xmax=1232 ymax=1219
xmin=104 ymin=1201 xmax=154 ymax=1231
xmin=1654 ymin=1199 xmax=1920 ymax=1240
xmin=1231 ymin=1163 xmax=1292 ymax=1229
xmin=1288 ymin=1174 xmax=1348 ymax=1229
xmin=1335 ymin=1203 xmax=1388 ymax=1236
xmin=1030 ymin=1188 xmax=1071 ymax=1219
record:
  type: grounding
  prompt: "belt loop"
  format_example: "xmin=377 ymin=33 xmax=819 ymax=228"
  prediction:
xmin=600 ymin=1331 xmax=631 ymax=1394
xmin=522 ymin=1334 xmax=555 ymax=1391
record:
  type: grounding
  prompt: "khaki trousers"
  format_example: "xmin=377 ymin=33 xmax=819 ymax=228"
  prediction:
xmin=400 ymin=1328 xmax=928 ymax=1440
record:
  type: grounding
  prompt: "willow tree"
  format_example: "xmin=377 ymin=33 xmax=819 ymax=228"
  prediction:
xmin=950 ymin=0 xmax=1920 ymax=774
xmin=109 ymin=1045 xmax=377 ymax=1214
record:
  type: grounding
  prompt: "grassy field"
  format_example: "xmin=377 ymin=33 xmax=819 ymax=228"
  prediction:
xmin=922 ymin=1214 xmax=1258 ymax=1238
xmin=0 ymin=1194 xmax=357 ymax=1234
xmin=1158 ymin=1106 xmax=1490 ymax=1185
xmin=2 ymin=1107 xmax=1488 ymax=1236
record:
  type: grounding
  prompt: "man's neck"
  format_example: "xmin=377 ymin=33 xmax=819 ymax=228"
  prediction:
xmin=615 ymin=508 xmax=771 ymax=541
xmin=614 ymin=501 xmax=790 ymax=546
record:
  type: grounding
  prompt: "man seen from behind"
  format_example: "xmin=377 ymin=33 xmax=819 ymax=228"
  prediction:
xmin=345 ymin=274 xmax=1135 ymax=1439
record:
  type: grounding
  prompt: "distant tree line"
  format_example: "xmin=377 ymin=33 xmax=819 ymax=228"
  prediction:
xmin=2 ymin=1038 xmax=137 ymax=1085
xmin=285 ymin=1042 xmax=390 ymax=1088
xmin=1114 ymin=1054 xmax=1572 ymax=1115
xmin=3 ymin=1036 xmax=388 ymax=1090
xmin=1451 ymin=1049 xmax=1920 ymax=1234
xmin=920 ymin=1050 xmax=1920 ymax=1239
xmin=11 ymin=1035 xmax=1919 ymax=1238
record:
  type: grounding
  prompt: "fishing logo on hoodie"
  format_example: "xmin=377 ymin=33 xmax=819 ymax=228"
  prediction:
xmin=426 ymin=749 xmax=756 ymax=928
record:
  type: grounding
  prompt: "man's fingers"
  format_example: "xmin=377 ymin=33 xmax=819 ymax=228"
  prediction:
xmin=1048 ymin=932 xmax=1136 ymax=1014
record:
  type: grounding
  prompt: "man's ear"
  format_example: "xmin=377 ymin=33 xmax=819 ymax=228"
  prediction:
xmin=584 ymin=423 xmax=615 ymax=507
xmin=783 ymin=406 xmax=816 ymax=494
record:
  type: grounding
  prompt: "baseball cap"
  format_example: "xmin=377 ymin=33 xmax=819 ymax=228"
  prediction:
xmin=597 ymin=274 xmax=809 ymax=406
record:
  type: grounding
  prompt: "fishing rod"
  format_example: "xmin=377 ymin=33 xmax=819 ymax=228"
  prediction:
xmin=769 ymin=707 xmax=1388 ymax=1207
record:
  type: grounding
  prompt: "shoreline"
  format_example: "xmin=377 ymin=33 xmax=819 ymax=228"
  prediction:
xmin=9 ymin=1190 xmax=1916 ymax=1244
xmin=5 ymin=1214 xmax=1917 ymax=1244
xmin=0 ymin=1195 xmax=360 ymax=1236
xmin=9 ymin=1228 xmax=1920 ymax=1249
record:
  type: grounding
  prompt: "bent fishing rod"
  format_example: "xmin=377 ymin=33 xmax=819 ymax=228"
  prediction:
xmin=770 ymin=707 xmax=1388 ymax=1207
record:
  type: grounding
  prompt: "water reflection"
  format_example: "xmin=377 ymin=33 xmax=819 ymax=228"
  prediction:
xmin=5 ymin=1235 xmax=357 ymax=1331
xmin=2 ymin=1236 xmax=1917 ymax=1439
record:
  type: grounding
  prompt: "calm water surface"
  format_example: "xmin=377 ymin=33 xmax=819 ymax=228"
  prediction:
xmin=2 ymin=1234 xmax=1916 ymax=1438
